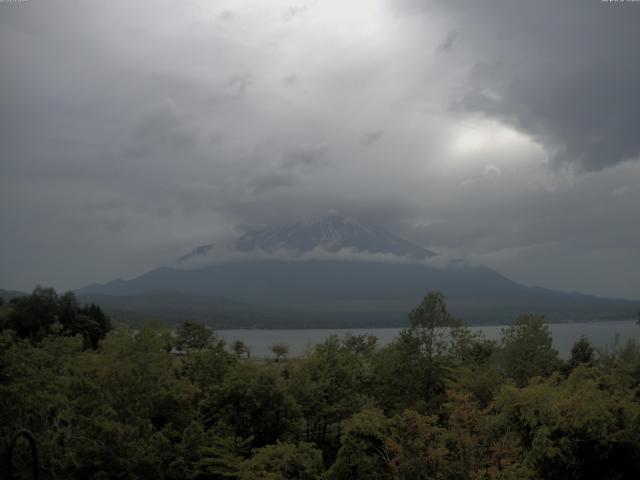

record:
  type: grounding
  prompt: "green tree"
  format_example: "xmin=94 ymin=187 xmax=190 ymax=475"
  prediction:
xmin=442 ymin=390 xmax=490 ymax=479
xmin=567 ymin=335 xmax=594 ymax=371
xmin=385 ymin=410 xmax=449 ymax=480
xmin=343 ymin=332 xmax=378 ymax=357
xmin=0 ymin=300 xmax=11 ymax=331
xmin=178 ymin=421 xmax=242 ymax=480
xmin=288 ymin=336 xmax=366 ymax=445
xmin=5 ymin=286 xmax=59 ymax=341
xmin=598 ymin=339 xmax=640 ymax=391
xmin=328 ymin=408 xmax=391 ymax=480
xmin=271 ymin=342 xmax=290 ymax=361
xmin=331 ymin=408 xmax=450 ymax=480
xmin=70 ymin=314 xmax=104 ymax=350
xmin=65 ymin=326 xmax=196 ymax=478
xmin=78 ymin=301 xmax=112 ymax=344
xmin=408 ymin=292 xmax=459 ymax=364
xmin=448 ymin=327 xmax=502 ymax=406
xmin=499 ymin=314 xmax=561 ymax=386
xmin=179 ymin=338 xmax=236 ymax=394
xmin=239 ymin=441 xmax=323 ymax=480
xmin=232 ymin=339 xmax=251 ymax=359
xmin=202 ymin=362 xmax=299 ymax=450
xmin=372 ymin=292 xmax=457 ymax=413
xmin=491 ymin=367 xmax=640 ymax=479
xmin=175 ymin=320 xmax=213 ymax=351
xmin=1 ymin=288 xmax=111 ymax=349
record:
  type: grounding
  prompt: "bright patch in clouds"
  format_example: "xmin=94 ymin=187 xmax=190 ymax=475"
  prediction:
xmin=444 ymin=118 xmax=548 ymax=188
xmin=451 ymin=118 xmax=540 ymax=160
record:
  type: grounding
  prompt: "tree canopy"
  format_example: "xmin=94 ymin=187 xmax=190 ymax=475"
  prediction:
xmin=2 ymin=289 xmax=640 ymax=479
xmin=1 ymin=286 xmax=111 ymax=348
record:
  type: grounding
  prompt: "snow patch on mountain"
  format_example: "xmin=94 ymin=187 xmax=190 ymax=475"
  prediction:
xmin=235 ymin=211 xmax=435 ymax=258
xmin=176 ymin=211 xmax=439 ymax=266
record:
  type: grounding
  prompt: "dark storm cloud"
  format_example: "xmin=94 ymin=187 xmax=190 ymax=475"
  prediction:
xmin=423 ymin=0 xmax=640 ymax=171
xmin=226 ymin=74 xmax=254 ymax=98
xmin=250 ymin=172 xmax=299 ymax=194
xmin=104 ymin=218 xmax=128 ymax=234
xmin=283 ymin=74 xmax=298 ymax=86
xmin=283 ymin=5 xmax=310 ymax=21
xmin=400 ymin=158 xmax=640 ymax=296
xmin=436 ymin=31 xmax=455 ymax=53
xmin=128 ymin=101 xmax=196 ymax=156
xmin=217 ymin=10 xmax=234 ymax=22
xmin=361 ymin=130 xmax=384 ymax=146
xmin=281 ymin=143 xmax=328 ymax=169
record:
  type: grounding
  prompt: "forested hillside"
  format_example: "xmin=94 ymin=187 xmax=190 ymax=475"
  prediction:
xmin=2 ymin=289 xmax=640 ymax=479
xmin=77 ymin=260 xmax=638 ymax=326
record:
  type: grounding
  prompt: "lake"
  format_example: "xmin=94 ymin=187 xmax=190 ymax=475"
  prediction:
xmin=219 ymin=319 xmax=640 ymax=359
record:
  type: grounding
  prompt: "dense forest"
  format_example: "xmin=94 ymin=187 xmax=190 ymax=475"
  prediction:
xmin=2 ymin=288 xmax=640 ymax=479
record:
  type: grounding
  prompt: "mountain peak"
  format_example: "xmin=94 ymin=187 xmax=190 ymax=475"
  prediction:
xmin=176 ymin=213 xmax=436 ymax=263
xmin=234 ymin=213 xmax=435 ymax=259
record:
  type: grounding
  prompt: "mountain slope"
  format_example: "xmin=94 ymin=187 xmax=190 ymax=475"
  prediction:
xmin=78 ymin=260 xmax=515 ymax=300
xmin=0 ymin=289 xmax=28 ymax=302
xmin=79 ymin=213 xmax=638 ymax=327
xmin=77 ymin=260 xmax=637 ymax=325
xmin=77 ymin=290 xmax=405 ymax=329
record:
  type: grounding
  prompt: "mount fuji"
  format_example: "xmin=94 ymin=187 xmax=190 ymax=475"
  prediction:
xmin=78 ymin=212 xmax=637 ymax=327
xmin=177 ymin=211 xmax=435 ymax=263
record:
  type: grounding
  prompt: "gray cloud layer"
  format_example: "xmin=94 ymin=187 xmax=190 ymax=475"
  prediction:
xmin=426 ymin=0 xmax=640 ymax=171
xmin=1 ymin=0 xmax=639 ymax=299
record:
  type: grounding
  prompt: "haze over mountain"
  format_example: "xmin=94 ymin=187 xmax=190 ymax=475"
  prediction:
xmin=78 ymin=214 xmax=637 ymax=327
xmin=178 ymin=211 xmax=436 ymax=264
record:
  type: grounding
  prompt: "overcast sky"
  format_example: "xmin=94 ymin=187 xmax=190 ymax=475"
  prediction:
xmin=1 ymin=0 xmax=640 ymax=299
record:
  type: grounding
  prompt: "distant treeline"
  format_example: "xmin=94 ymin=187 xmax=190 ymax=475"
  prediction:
xmin=2 ymin=288 xmax=640 ymax=478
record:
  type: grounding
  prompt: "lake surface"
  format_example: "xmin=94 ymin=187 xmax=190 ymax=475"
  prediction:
xmin=219 ymin=320 xmax=640 ymax=359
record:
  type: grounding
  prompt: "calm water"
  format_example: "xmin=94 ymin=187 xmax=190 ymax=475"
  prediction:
xmin=219 ymin=320 xmax=640 ymax=359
